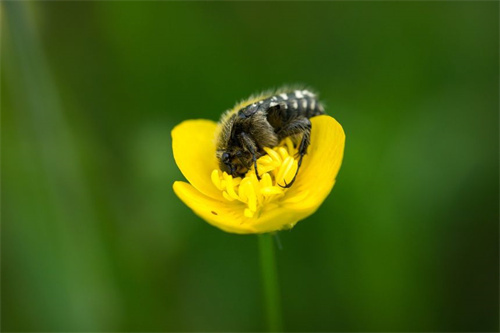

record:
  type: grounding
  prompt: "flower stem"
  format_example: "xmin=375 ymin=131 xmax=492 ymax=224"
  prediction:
xmin=258 ymin=233 xmax=283 ymax=332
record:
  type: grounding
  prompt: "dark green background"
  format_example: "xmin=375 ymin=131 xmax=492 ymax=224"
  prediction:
xmin=2 ymin=2 xmax=498 ymax=332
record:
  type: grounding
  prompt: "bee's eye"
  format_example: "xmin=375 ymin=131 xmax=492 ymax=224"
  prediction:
xmin=222 ymin=152 xmax=230 ymax=162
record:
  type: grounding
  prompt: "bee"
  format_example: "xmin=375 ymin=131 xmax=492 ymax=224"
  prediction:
xmin=215 ymin=87 xmax=325 ymax=188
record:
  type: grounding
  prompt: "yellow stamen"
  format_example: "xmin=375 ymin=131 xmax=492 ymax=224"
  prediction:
xmin=211 ymin=138 xmax=301 ymax=218
xmin=276 ymin=156 xmax=298 ymax=186
xmin=264 ymin=147 xmax=282 ymax=164
xmin=278 ymin=147 xmax=289 ymax=161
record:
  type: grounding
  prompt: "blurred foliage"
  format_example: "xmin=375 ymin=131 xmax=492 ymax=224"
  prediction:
xmin=2 ymin=1 xmax=498 ymax=332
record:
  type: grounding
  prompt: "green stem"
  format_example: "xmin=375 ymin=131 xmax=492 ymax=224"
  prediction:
xmin=258 ymin=233 xmax=283 ymax=332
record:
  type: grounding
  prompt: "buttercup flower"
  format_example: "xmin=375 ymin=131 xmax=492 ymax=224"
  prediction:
xmin=172 ymin=115 xmax=345 ymax=234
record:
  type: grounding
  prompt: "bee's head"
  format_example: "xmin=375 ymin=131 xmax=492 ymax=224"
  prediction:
xmin=217 ymin=149 xmax=252 ymax=177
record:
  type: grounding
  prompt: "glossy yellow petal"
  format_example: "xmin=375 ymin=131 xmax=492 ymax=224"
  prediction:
xmin=250 ymin=205 xmax=312 ymax=233
xmin=282 ymin=115 xmax=345 ymax=213
xmin=173 ymin=181 xmax=258 ymax=234
xmin=172 ymin=120 xmax=222 ymax=200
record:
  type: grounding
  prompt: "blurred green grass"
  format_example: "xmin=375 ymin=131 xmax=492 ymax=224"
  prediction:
xmin=2 ymin=1 xmax=498 ymax=331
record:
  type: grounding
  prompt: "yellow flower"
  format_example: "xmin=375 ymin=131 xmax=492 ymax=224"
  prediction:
xmin=172 ymin=115 xmax=345 ymax=234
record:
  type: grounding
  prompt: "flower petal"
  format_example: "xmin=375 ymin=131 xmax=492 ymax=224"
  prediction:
xmin=282 ymin=115 xmax=345 ymax=213
xmin=173 ymin=181 xmax=258 ymax=234
xmin=172 ymin=120 xmax=222 ymax=200
xmin=251 ymin=205 xmax=312 ymax=233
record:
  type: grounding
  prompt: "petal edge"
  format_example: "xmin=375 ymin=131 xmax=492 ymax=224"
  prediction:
xmin=283 ymin=115 xmax=345 ymax=212
xmin=172 ymin=120 xmax=223 ymax=200
xmin=173 ymin=181 xmax=258 ymax=234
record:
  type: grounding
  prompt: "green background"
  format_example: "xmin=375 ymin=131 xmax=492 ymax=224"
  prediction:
xmin=2 ymin=2 xmax=498 ymax=331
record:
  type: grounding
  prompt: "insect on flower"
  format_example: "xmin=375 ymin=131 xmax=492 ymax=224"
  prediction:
xmin=216 ymin=88 xmax=325 ymax=188
xmin=172 ymin=86 xmax=345 ymax=234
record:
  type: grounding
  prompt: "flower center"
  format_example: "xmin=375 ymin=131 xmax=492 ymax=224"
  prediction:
xmin=211 ymin=138 xmax=299 ymax=218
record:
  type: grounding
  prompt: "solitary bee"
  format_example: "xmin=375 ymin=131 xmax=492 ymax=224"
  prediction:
xmin=216 ymin=87 xmax=325 ymax=188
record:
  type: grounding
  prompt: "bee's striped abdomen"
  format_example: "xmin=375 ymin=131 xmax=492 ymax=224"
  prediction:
xmin=237 ymin=89 xmax=324 ymax=121
xmin=264 ymin=89 xmax=324 ymax=119
xmin=279 ymin=89 xmax=324 ymax=118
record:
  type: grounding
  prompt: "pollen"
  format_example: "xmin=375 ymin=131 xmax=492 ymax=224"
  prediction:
xmin=211 ymin=137 xmax=299 ymax=219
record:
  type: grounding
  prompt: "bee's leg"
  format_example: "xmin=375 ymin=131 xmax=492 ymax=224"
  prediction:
xmin=277 ymin=117 xmax=311 ymax=188
xmin=253 ymin=155 xmax=260 ymax=180
xmin=240 ymin=132 xmax=261 ymax=180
